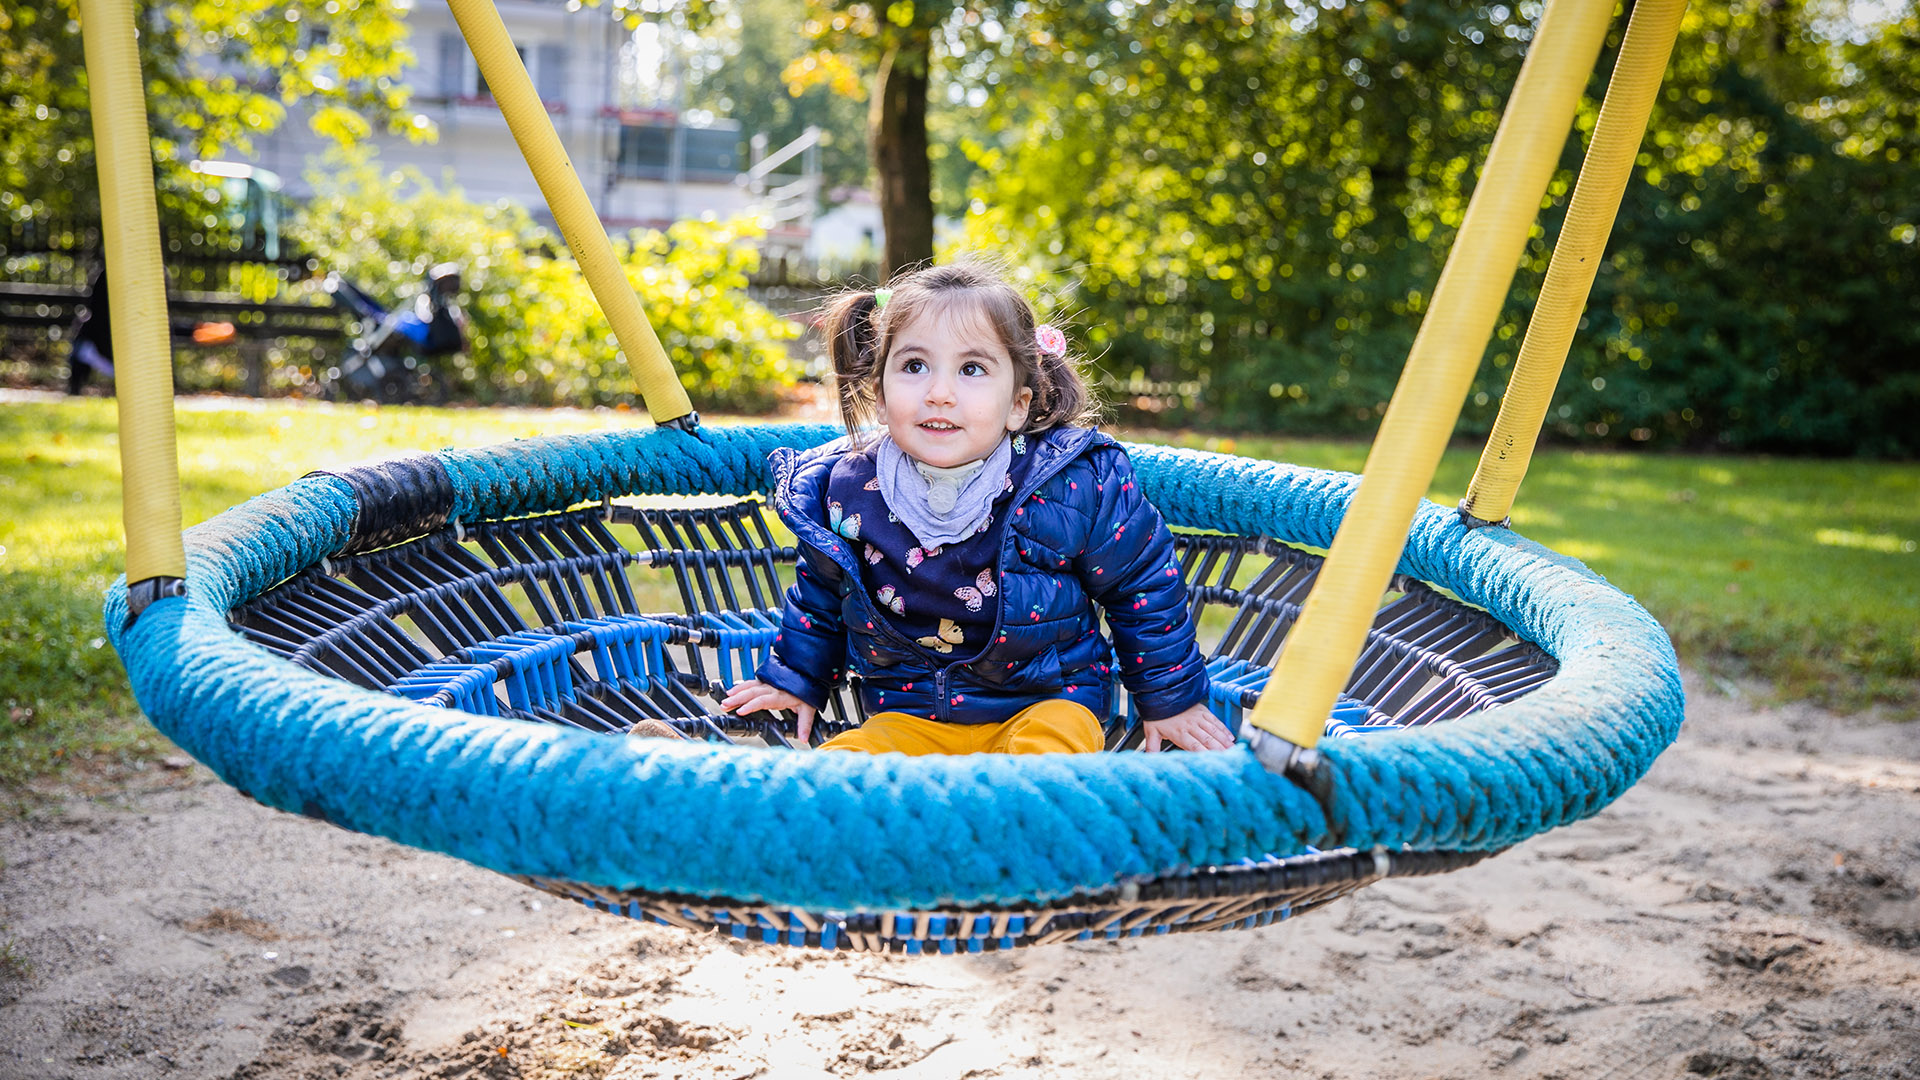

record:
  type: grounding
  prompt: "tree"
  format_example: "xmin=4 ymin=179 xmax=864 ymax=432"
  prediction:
xmin=788 ymin=1 xmax=950 ymax=276
xmin=1568 ymin=0 xmax=1920 ymax=455
xmin=957 ymin=0 xmax=1536 ymax=430
xmin=685 ymin=0 xmax=871 ymax=205
xmin=1 ymin=0 xmax=417 ymax=233
xmin=954 ymin=0 xmax=1920 ymax=454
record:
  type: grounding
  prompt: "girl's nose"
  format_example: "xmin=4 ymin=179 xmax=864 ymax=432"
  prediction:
xmin=925 ymin=369 xmax=957 ymax=404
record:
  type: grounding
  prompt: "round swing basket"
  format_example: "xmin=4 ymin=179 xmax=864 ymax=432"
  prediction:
xmin=106 ymin=422 xmax=1682 ymax=954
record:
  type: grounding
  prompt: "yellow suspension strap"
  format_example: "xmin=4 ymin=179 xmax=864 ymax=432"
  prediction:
xmin=1241 ymin=0 xmax=1616 ymax=777
xmin=444 ymin=0 xmax=696 ymax=427
xmin=80 ymin=0 xmax=187 ymax=621
xmin=1462 ymin=0 xmax=1689 ymax=526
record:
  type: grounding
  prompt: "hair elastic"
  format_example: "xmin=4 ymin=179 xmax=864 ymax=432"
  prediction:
xmin=873 ymin=288 xmax=891 ymax=312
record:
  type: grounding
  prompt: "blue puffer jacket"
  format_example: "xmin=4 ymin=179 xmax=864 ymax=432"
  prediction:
xmin=755 ymin=427 xmax=1210 ymax=726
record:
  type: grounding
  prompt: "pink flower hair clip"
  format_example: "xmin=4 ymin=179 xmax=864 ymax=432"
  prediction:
xmin=1034 ymin=324 xmax=1068 ymax=358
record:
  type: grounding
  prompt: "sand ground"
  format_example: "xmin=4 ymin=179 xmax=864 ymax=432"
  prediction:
xmin=2 ymin=673 xmax=1916 ymax=1080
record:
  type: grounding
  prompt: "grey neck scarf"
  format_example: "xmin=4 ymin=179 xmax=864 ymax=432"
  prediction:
xmin=874 ymin=433 xmax=1014 ymax=548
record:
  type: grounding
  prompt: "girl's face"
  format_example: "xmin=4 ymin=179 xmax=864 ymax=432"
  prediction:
xmin=879 ymin=301 xmax=1033 ymax=469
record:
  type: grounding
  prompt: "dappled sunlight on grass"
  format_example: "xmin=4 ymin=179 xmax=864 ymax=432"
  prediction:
xmin=1546 ymin=539 xmax=1618 ymax=566
xmin=1504 ymin=506 xmax=1566 ymax=531
xmin=0 ymin=397 xmax=667 ymax=796
xmin=1119 ymin=427 xmax=1919 ymax=709
xmin=1815 ymin=528 xmax=1916 ymax=555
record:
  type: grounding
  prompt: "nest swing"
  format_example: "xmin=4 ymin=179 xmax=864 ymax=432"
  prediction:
xmin=87 ymin=0 xmax=1686 ymax=954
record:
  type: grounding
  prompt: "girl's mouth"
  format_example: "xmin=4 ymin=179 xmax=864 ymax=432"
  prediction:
xmin=920 ymin=420 xmax=959 ymax=432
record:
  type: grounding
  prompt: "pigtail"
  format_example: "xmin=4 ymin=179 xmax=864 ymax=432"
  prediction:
xmin=819 ymin=291 xmax=882 ymax=438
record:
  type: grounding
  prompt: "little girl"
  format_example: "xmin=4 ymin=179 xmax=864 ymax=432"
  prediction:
xmin=719 ymin=261 xmax=1232 ymax=755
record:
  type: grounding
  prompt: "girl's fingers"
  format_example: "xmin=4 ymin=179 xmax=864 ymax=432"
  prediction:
xmin=1144 ymin=728 xmax=1163 ymax=752
xmin=1177 ymin=720 xmax=1232 ymax=752
xmin=795 ymin=705 xmax=815 ymax=746
xmin=728 ymin=690 xmax=777 ymax=715
xmin=1185 ymin=716 xmax=1231 ymax=751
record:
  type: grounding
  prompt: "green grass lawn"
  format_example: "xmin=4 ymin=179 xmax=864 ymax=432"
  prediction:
xmin=4 ymin=397 xmax=1915 ymax=798
xmin=0 ymin=396 xmax=658 ymax=798
xmin=1131 ymin=429 xmax=1920 ymax=712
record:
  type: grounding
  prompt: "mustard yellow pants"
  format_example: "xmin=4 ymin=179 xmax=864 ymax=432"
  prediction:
xmin=820 ymin=699 xmax=1105 ymax=755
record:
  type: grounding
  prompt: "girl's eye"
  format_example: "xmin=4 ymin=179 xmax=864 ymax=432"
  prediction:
xmin=961 ymin=361 xmax=986 ymax=377
xmin=901 ymin=358 xmax=926 ymax=374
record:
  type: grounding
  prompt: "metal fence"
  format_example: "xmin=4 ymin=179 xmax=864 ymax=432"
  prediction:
xmin=0 ymin=217 xmax=343 ymax=395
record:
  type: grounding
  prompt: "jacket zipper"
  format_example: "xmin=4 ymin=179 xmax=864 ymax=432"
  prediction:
xmin=930 ymin=438 xmax=1073 ymax=721
xmin=773 ymin=432 xmax=1098 ymax=717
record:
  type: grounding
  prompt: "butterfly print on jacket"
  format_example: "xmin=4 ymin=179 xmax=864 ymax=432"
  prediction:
xmin=953 ymin=568 xmax=998 ymax=612
xmin=916 ymin=618 xmax=965 ymax=654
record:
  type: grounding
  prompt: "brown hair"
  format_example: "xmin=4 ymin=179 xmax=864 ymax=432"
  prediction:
xmin=818 ymin=259 xmax=1098 ymax=442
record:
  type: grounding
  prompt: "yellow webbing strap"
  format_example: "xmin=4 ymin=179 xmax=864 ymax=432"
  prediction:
xmin=80 ymin=0 xmax=186 ymax=585
xmin=444 ymin=0 xmax=694 ymax=424
xmin=1463 ymin=0 xmax=1688 ymax=524
xmin=1246 ymin=0 xmax=1615 ymax=749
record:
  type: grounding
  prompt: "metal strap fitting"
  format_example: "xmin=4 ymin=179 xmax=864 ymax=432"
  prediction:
xmin=124 ymin=575 xmax=187 ymax=629
xmin=659 ymin=411 xmax=703 ymax=435
xmin=1455 ymin=498 xmax=1511 ymax=531
xmin=1243 ymin=726 xmax=1334 ymax=811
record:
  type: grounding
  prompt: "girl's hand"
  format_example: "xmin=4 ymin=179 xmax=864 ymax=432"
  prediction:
xmin=719 ymin=679 xmax=818 ymax=746
xmin=1143 ymin=704 xmax=1235 ymax=752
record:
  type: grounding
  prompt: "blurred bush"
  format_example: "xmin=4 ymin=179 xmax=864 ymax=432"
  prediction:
xmin=291 ymin=153 xmax=800 ymax=411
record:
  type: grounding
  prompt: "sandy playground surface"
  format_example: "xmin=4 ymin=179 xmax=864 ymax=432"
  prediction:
xmin=1 ymin=672 xmax=1915 ymax=1080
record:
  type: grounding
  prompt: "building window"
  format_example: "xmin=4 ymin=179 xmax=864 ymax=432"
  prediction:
xmin=439 ymin=33 xmax=466 ymax=100
xmin=615 ymin=123 xmax=742 ymax=180
xmin=472 ymin=46 xmax=525 ymax=99
xmin=440 ymin=34 xmax=562 ymax=108
xmin=617 ymin=125 xmax=673 ymax=176
xmin=537 ymin=44 xmax=568 ymax=103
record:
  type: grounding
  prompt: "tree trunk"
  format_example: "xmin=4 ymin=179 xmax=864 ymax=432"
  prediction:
xmin=870 ymin=33 xmax=935 ymax=280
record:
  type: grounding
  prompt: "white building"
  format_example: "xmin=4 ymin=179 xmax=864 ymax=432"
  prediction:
xmin=253 ymin=0 xmax=816 ymax=244
xmin=801 ymin=189 xmax=969 ymax=267
xmin=804 ymin=187 xmax=882 ymax=264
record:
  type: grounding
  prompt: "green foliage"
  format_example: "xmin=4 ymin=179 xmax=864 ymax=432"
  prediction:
xmin=0 ymin=930 xmax=29 ymax=983
xmin=1560 ymin=2 xmax=1920 ymax=456
xmin=959 ymin=0 xmax=1536 ymax=431
xmin=688 ymin=0 xmax=873 ymax=198
xmin=289 ymin=154 xmax=801 ymax=409
xmin=956 ymin=0 xmax=1920 ymax=456
xmin=0 ymin=0 xmax=417 ymax=230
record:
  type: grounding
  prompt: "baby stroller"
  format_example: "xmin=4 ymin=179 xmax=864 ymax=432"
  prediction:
xmin=324 ymin=262 xmax=468 ymax=402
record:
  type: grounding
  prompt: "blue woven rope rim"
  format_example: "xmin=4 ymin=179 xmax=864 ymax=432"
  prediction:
xmin=104 ymin=422 xmax=1682 ymax=911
